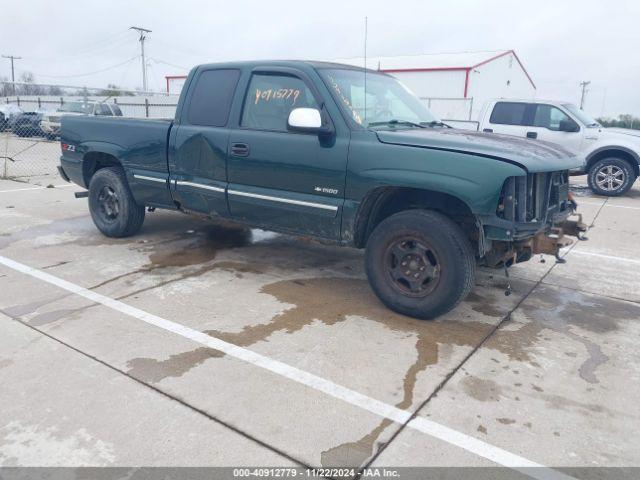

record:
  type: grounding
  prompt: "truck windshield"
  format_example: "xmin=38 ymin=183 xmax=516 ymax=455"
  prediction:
xmin=319 ymin=68 xmax=439 ymax=128
xmin=563 ymin=103 xmax=600 ymax=128
xmin=60 ymin=102 xmax=93 ymax=114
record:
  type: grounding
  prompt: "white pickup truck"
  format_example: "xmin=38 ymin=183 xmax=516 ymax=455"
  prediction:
xmin=451 ymin=99 xmax=640 ymax=196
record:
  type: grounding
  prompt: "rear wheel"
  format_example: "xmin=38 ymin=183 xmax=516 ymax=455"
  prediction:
xmin=365 ymin=209 xmax=475 ymax=319
xmin=587 ymin=157 xmax=636 ymax=196
xmin=88 ymin=167 xmax=145 ymax=238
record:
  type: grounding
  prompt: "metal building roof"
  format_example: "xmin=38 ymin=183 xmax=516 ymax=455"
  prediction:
xmin=333 ymin=50 xmax=535 ymax=88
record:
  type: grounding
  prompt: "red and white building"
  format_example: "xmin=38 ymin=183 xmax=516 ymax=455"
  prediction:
xmin=336 ymin=50 xmax=536 ymax=121
xmin=165 ymin=75 xmax=188 ymax=96
xmin=165 ymin=50 xmax=536 ymax=121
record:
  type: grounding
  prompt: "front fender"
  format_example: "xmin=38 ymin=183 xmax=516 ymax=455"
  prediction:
xmin=347 ymin=136 xmax=526 ymax=215
xmin=585 ymin=144 xmax=640 ymax=174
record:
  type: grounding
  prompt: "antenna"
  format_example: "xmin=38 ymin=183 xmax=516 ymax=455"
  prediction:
xmin=364 ymin=16 xmax=368 ymax=125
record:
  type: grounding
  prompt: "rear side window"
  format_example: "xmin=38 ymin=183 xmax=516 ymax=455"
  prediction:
xmin=111 ymin=104 xmax=123 ymax=116
xmin=187 ymin=69 xmax=241 ymax=127
xmin=241 ymin=73 xmax=319 ymax=131
xmin=490 ymin=102 xmax=528 ymax=126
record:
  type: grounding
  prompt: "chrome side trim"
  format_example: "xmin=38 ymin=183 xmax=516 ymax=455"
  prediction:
xmin=176 ymin=180 xmax=225 ymax=193
xmin=133 ymin=174 xmax=167 ymax=184
xmin=227 ymin=189 xmax=338 ymax=211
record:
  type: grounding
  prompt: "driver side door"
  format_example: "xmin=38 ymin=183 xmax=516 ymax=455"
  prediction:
xmin=527 ymin=103 xmax=585 ymax=154
xmin=226 ymin=69 xmax=349 ymax=239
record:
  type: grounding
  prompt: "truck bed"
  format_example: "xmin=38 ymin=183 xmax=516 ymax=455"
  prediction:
xmin=60 ymin=115 xmax=173 ymax=188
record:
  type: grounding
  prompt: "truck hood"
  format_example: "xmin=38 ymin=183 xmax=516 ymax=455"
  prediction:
xmin=375 ymin=128 xmax=582 ymax=173
xmin=603 ymin=128 xmax=640 ymax=140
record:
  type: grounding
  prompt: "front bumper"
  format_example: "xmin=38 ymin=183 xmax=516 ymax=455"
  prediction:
xmin=479 ymin=205 xmax=587 ymax=267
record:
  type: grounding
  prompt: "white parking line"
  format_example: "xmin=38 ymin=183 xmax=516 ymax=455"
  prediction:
xmin=570 ymin=249 xmax=640 ymax=266
xmin=0 ymin=184 xmax=76 ymax=194
xmin=579 ymin=201 xmax=640 ymax=211
xmin=0 ymin=255 xmax=574 ymax=480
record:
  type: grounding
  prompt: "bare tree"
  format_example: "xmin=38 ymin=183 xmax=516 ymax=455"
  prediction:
xmin=17 ymin=71 xmax=46 ymax=95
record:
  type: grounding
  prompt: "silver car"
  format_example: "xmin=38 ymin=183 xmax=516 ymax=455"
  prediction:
xmin=40 ymin=101 xmax=123 ymax=138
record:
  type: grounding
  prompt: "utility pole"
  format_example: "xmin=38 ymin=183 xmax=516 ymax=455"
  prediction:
xmin=130 ymin=26 xmax=151 ymax=92
xmin=579 ymin=80 xmax=591 ymax=110
xmin=2 ymin=54 xmax=22 ymax=96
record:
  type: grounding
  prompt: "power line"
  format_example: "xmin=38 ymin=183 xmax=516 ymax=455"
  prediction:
xmin=149 ymin=57 xmax=190 ymax=71
xmin=22 ymin=56 xmax=140 ymax=79
xmin=21 ymin=31 xmax=132 ymax=62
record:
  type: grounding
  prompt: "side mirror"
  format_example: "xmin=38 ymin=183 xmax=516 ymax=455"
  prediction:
xmin=559 ymin=119 xmax=580 ymax=133
xmin=287 ymin=107 xmax=333 ymax=137
xmin=287 ymin=108 xmax=322 ymax=131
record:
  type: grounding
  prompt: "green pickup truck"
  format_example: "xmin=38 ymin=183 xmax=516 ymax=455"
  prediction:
xmin=58 ymin=60 xmax=586 ymax=319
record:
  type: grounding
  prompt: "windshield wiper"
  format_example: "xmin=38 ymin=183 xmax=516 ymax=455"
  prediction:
xmin=368 ymin=119 xmax=426 ymax=128
xmin=420 ymin=120 xmax=452 ymax=128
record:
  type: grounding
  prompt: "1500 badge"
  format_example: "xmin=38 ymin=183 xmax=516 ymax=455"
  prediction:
xmin=314 ymin=186 xmax=339 ymax=195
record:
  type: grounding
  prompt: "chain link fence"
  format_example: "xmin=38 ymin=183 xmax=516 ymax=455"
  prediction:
xmin=1 ymin=82 xmax=178 ymax=182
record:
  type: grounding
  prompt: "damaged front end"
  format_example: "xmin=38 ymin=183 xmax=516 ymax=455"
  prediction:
xmin=479 ymin=171 xmax=588 ymax=268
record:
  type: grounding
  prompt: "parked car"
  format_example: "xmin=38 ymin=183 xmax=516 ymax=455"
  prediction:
xmin=0 ymin=110 xmax=6 ymax=131
xmin=59 ymin=60 xmax=586 ymax=319
xmin=473 ymin=99 xmax=640 ymax=196
xmin=41 ymin=101 xmax=123 ymax=139
xmin=9 ymin=109 xmax=50 ymax=137
xmin=0 ymin=104 xmax=24 ymax=128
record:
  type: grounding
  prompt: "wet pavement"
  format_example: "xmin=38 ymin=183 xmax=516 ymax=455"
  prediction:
xmin=0 ymin=175 xmax=638 ymax=476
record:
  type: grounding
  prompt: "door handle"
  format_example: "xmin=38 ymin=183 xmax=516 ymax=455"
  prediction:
xmin=230 ymin=143 xmax=250 ymax=157
xmin=526 ymin=131 xmax=538 ymax=139
xmin=482 ymin=128 xmax=493 ymax=133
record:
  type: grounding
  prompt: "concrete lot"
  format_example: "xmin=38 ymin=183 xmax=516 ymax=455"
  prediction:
xmin=0 ymin=175 xmax=639 ymax=478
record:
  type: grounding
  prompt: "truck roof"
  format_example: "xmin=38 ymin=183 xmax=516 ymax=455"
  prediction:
xmin=194 ymin=59 xmax=384 ymax=73
xmin=489 ymin=98 xmax=576 ymax=106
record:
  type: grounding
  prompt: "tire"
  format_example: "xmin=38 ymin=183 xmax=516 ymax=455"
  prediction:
xmin=587 ymin=157 xmax=636 ymax=197
xmin=88 ymin=167 xmax=145 ymax=238
xmin=365 ymin=209 xmax=476 ymax=320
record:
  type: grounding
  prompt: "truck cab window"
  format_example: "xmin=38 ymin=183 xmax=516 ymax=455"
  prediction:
xmin=187 ymin=69 xmax=241 ymax=127
xmin=241 ymin=74 xmax=318 ymax=131
xmin=533 ymin=104 xmax=572 ymax=131
xmin=489 ymin=102 xmax=527 ymax=125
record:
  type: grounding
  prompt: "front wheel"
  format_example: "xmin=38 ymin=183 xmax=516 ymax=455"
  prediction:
xmin=587 ymin=158 xmax=636 ymax=196
xmin=88 ymin=167 xmax=145 ymax=238
xmin=365 ymin=209 xmax=475 ymax=320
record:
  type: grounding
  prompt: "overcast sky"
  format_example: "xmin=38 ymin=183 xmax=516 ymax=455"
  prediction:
xmin=1 ymin=0 xmax=638 ymax=117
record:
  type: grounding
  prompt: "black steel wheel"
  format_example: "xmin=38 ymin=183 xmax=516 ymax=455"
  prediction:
xmin=384 ymin=236 xmax=441 ymax=298
xmin=97 ymin=185 xmax=120 ymax=222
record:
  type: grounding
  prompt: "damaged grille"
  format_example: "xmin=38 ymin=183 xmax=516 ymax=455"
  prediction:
xmin=497 ymin=171 xmax=570 ymax=223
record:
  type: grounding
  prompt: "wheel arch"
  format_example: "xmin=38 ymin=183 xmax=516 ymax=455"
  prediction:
xmin=586 ymin=147 xmax=640 ymax=177
xmin=353 ymin=186 xmax=478 ymax=249
xmin=82 ymin=145 xmax=124 ymax=187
